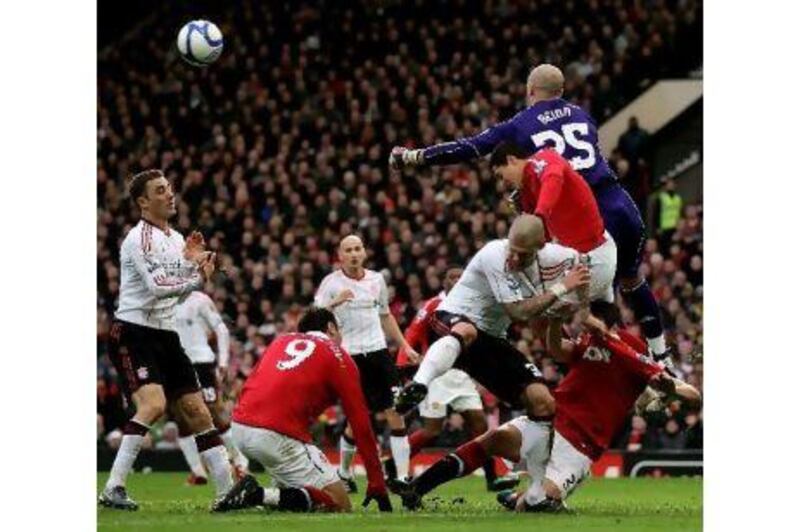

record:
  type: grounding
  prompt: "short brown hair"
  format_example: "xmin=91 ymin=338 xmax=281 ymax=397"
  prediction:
xmin=127 ymin=169 xmax=164 ymax=202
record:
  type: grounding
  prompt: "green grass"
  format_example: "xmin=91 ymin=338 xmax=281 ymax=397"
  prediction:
xmin=97 ymin=473 xmax=702 ymax=531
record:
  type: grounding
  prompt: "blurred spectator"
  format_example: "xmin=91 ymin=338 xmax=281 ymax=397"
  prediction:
xmin=658 ymin=418 xmax=688 ymax=450
xmin=654 ymin=178 xmax=684 ymax=251
xmin=618 ymin=116 xmax=651 ymax=163
xmin=155 ymin=421 xmax=180 ymax=450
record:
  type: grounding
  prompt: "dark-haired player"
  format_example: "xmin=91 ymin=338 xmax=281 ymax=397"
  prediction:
xmin=100 ymin=170 xmax=233 ymax=510
xmin=390 ymin=63 xmax=671 ymax=364
xmin=489 ymin=142 xmax=616 ymax=304
xmin=214 ymin=308 xmax=391 ymax=513
xmin=398 ymin=301 xmax=701 ymax=512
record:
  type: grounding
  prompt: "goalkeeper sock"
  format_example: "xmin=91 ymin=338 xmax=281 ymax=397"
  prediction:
xmin=621 ymin=279 xmax=667 ymax=356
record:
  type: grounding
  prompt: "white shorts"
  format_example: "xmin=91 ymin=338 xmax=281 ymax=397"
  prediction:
xmin=586 ymin=232 xmax=617 ymax=303
xmin=553 ymin=232 xmax=617 ymax=309
xmin=506 ymin=417 xmax=592 ymax=504
xmin=231 ymin=422 xmax=339 ymax=489
xmin=418 ymin=369 xmax=483 ymax=419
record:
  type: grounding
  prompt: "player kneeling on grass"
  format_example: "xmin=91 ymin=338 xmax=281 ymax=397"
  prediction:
xmin=213 ymin=308 xmax=391 ymax=513
xmin=399 ymin=301 xmax=701 ymax=512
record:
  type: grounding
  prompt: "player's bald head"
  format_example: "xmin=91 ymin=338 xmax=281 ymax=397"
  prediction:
xmin=339 ymin=234 xmax=364 ymax=251
xmin=527 ymin=64 xmax=565 ymax=103
xmin=508 ymin=214 xmax=546 ymax=250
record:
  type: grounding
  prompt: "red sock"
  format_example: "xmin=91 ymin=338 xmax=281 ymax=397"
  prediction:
xmin=453 ymin=439 xmax=488 ymax=476
xmin=303 ymin=486 xmax=339 ymax=512
xmin=408 ymin=430 xmax=436 ymax=457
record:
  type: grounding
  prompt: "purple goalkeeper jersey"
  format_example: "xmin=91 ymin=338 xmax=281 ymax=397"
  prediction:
xmin=422 ymin=98 xmax=617 ymax=187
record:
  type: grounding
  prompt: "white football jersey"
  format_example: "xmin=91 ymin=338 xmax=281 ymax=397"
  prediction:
xmin=175 ymin=291 xmax=229 ymax=365
xmin=115 ymin=220 xmax=202 ymax=331
xmin=439 ymin=239 xmax=578 ymax=338
xmin=314 ymin=269 xmax=389 ymax=354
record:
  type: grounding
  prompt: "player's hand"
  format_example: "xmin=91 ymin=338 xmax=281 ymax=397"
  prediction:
xmin=389 ymin=146 xmax=424 ymax=170
xmin=184 ymin=231 xmax=207 ymax=262
xmin=362 ymin=486 xmax=393 ymax=512
xmin=332 ymin=289 xmax=355 ymax=308
xmin=648 ymin=372 xmax=677 ymax=396
xmin=563 ymin=265 xmax=591 ymax=293
xmin=402 ymin=344 xmax=422 ymax=364
xmin=199 ymin=252 xmax=217 ymax=281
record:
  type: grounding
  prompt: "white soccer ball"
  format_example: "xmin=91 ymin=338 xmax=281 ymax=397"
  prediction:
xmin=177 ymin=20 xmax=224 ymax=66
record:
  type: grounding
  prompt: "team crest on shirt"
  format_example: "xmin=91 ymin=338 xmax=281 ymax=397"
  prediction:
xmin=137 ymin=366 xmax=149 ymax=380
xmin=532 ymin=159 xmax=548 ymax=176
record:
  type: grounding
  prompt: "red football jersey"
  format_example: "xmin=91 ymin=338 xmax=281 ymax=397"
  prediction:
xmin=554 ymin=331 xmax=662 ymax=460
xmin=232 ymin=332 xmax=385 ymax=490
xmin=396 ymin=294 xmax=443 ymax=366
xmin=519 ymin=148 xmax=606 ymax=253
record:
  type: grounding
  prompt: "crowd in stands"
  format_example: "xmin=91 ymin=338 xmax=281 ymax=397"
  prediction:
xmin=98 ymin=0 xmax=703 ymax=454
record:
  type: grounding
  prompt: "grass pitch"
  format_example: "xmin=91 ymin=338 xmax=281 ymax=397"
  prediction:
xmin=97 ymin=472 xmax=701 ymax=531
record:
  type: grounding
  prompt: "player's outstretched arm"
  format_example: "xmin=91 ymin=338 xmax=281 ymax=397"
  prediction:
xmin=504 ymin=265 xmax=591 ymax=322
xmin=650 ymin=373 xmax=702 ymax=409
xmin=390 ymin=118 xmax=515 ymax=169
xmin=331 ymin=355 xmax=392 ymax=512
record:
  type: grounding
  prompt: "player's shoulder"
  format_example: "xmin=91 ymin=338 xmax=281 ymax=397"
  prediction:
xmin=364 ymin=268 xmax=387 ymax=285
xmin=473 ymin=239 xmax=506 ymax=268
xmin=478 ymin=238 xmax=507 ymax=256
xmin=317 ymin=270 xmax=342 ymax=291
xmin=191 ymin=290 xmax=214 ymax=306
xmin=120 ymin=220 xmax=146 ymax=251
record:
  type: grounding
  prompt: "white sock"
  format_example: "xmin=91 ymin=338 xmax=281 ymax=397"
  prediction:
xmin=413 ymin=335 xmax=461 ymax=386
xmin=390 ymin=435 xmax=411 ymax=479
xmin=339 ymin=435 xmax=356 ymax=478
xmin=178 ymin=436 xmax=207 ymax=478
xmin=199 ymin=444 xmax=233 ymax=497
xmin=647 ymin=335 xmax=667 ymax=357
xmin=220 ymin=428 xmax=249 ymax=469
xmin=263 ymin=487 xmax=280 ymax=507
xmin=106 ymin=434 xmax=144 ymax=489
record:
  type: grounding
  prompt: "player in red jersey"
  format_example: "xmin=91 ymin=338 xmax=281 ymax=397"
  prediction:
xmin=213 ymin=308 xmax=391 ymax=513
xmin=490 ymin=142 xmax=617 ymax=303
xmin=386 ymin=267 xmax=521 ymax=492
xmin=398 ymin=301 xmax=700 ymax=512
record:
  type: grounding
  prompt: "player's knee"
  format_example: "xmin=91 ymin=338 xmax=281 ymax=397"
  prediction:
xmin=465 ymin=412 xmax=488 ymax=436
xmin=524 ymin=383 xmax=555 ymax=419
xmin=136 ymin=393 xmax=167 ymax=423
xmin=478 ymin=427 xmax=519 ymax=462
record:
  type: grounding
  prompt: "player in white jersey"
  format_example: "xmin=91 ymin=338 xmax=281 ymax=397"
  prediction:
xmin=175 ymin=291 xmax=249 ymax=484
xmin=314 ymin=235 xmax=421 ymax=492
xmin=394 ymin=215 xmax=590 ymax=424
xmin=100 ymin=170 xmax=233 ymax=511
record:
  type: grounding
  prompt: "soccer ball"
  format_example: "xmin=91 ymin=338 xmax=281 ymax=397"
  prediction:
xmin=177 ymin=20 xmax=224 ymax=67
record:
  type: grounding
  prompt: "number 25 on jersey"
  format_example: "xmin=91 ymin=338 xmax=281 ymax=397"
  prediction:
xmin=531 ymin=123 xmax=596 ymax=171
xmin=276 ymin=339 xmax=316 ymax=371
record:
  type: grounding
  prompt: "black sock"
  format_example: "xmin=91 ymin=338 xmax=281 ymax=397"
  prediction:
xmin=412 ymin=454 xmax=462 ymax=497
xmin=483 ymin=459 xmax=498 ymax=483
xmin=278 ymin=487 xmax=312 ymax=512
xmin=621 ymin=280 xmax=665 ymax=340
